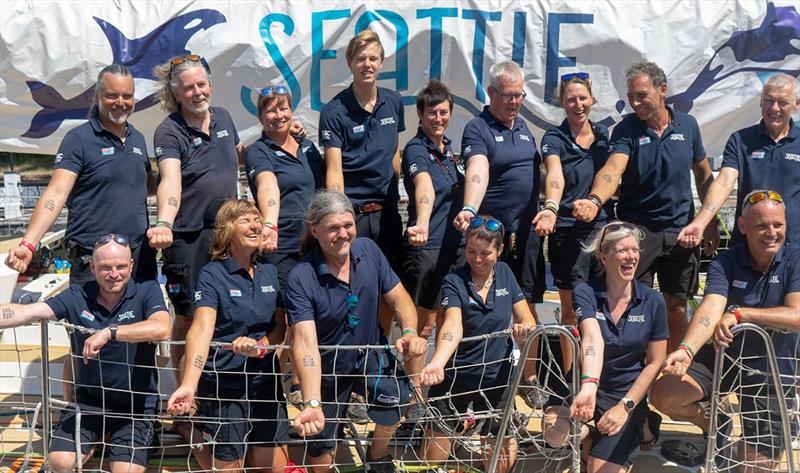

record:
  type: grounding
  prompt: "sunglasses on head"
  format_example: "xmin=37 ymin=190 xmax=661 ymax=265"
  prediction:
xmin=469 ymin=216 xmax=503 ymax=232
xmin=598 ymin=222 xmax=636 ymax=247
xmin=259 ymin=85 xmax=289 ymax=96
xmin=561 ymin=72 xmax=590 ymax=82
xmin=345 ymin=293 xmax=360 ymax=329
xmin=743 ymin=190 xmax=783 ymax=208
xmin=169 ymin=54 xmax=211 ymax=74
xmin=94 ymin=233 xmax=130 ymax=248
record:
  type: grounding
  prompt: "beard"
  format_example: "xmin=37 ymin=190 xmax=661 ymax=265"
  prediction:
xmin=98 ymin=103 xmax=133 ymax=126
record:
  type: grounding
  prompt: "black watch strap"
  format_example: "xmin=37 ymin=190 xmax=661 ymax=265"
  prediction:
xmin=109 ymin=323 xmax=118 ymax=341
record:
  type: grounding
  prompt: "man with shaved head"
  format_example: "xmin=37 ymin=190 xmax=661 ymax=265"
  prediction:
xmin=0 ymin=236 xmax=171 ymax=472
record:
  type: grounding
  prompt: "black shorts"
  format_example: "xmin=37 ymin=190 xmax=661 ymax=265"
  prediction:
xmin=548 ymin=226 xmax=604 ymax=290
xmin=305 ymin=349 xmax=412 ymax=458
xmin=427 ymin=381 xmax=513 ymax=436
xmin=588 ymin=391 xmax=648 ymax=468
xmin=355 ymin=201 xmax=403 ymax=270
xmin=400 ymin=246 xmax=465 ymax=310
xmin=634 ymin=226 xmax=699 ymax=298
xmin=258 ymin=251 xmax=301 ymax=308
xmin=67 ymin=239 xmax=157 ymax=286
xmin=195 ymin=378 xmax=289 ymax=461
xmin=687 ymin=344 xmax=797 ymax=458
xmin=503 ymin=224 xmax=545 ymax=303
xmin=162 ymin=229 xmax=214 ymax=316
xmin=50 ymin=402 xmax=156 ymax=467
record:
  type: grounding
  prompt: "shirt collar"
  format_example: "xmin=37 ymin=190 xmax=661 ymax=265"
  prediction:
xmin=311 ymin=239 xmax=366 ymax=279
xmin=590 ymin=278 xmax=645 ymax=305
xmin=415 ymin=127 xmax=452 ymax=153
xmin=83 ymin=279 xmax=138 ymax=304
xmin=757 ymin=119 xmax=799 ymax=140
xmin=738 ymin=242 xmax=786 ymax=271
xmin=344 ymin=84 xmax=388 ymax=113
xmin=221 ymin=256 xmax=258 ymax=276
xmin=88 ymin=114 xmax=131 ymax=139
xmin=480 ymin=105 xmax=521 ymax=132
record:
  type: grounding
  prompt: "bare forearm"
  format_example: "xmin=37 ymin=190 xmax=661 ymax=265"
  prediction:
xmin=116 ymin=313 xmax=171 ymax=343
xmin=740 ymin=304 xmax=800 ymax=331
xmin=179 ymin=318 xmax=215 ymax=389
xmin=463 ymin=156 xmax=489 ymax=209
xmin=23 ymin=189 xmax=69 ymax=245
xmin=292 ymin=343 xmax=322 ymax=400
xmin=324 ymin=148 xmax=344 ymax=193
xmin=413 ymin=175 xmax=435 ymax=226
xmin=256 ymin=179 xmax=281 ymax=223
xmin=580 ymin=337 xmax=603 ymax=378
xmin=693 ymin=168 xmax=737 ymax=227
xmin=429 ymin=317 xmax=462 ymax=366
xmin=543 ymin=156 xmax=565 ymax=202
xmin=0 ymin=303 xmax=54 ymax=328
xmin=156 ymin=180 xmax=181 ymax=223
xmin=624 ymin=359 xmax=662 ymax=405
xmin=588 ymin=153 xmax=627 ymax=203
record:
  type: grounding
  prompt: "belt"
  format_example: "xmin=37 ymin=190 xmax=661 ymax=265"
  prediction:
xmin=354 ymin=202 xmax=384 ymax=214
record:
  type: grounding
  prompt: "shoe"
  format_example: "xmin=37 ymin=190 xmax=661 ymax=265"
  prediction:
xmin=287 ymin=383 xmax=303 ymax=409
xmin=519 ymin=380 xmax=547 ymax=410
xmin=660 ymin=439 xmax=705 ymax=467
xmin=367 ymin=453 xmax=395 ymax=473
xmin=348 ymin=393 xmax=370 ymax=425
xmin=641 ymin=411 xmax=662 ymax=450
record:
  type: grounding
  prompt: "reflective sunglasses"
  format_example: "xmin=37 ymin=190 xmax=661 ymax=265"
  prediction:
xmin=469 ymin=216 xmax=503 ymax=232
xmin=743 ymin=190 xmax=783 ymax=209
xmin=598 ymin=222 xmax=636 ymax=247
xmin=93 ymin=233 xmax=130 ymax=248
xmin=561 ymin=72 xmax=590 ymax=82
xmin=345 ymin=293 xmax=360 ymax=329
xmin=169 ymin=54 xmax=211 ymax=74
xmin=259 ymin=85 xmax=289 ymax=96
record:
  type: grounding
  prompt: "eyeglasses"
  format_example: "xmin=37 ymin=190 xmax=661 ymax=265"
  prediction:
xmin=469 ymin=216 xmax=503 ymax=232
xmin=93 ymin=233 xmax=130 ymax=248
xmin=259 ymin=85 xmax=289 ymax=96
xmin=598 ymin=222 xmax=636 ymax=247
xmin=561 ymin=72 xmax=590 ymax=82
xmin=743 ymin=190 xmax=784 ymax=209
xmin=496 ymin=90 xmax=527 ymax=102
xmin=345 ymin=293 xmax=360 ymax=330
xmin=169 ymin=54 xmax=211 ymax=74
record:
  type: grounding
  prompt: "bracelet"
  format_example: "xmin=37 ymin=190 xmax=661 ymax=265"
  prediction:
xmin=678 ymin=343 xmax=695 ymax=361
xmin=155 ymin=220 xmax=173 ymax=229
xmin=544 ymin=199 xmax=560 ymax=211
xmin=255 ymin=348 xmax=267 ymax=358
xmin=264 ymin=221 xmax=279 ymax=232
xmin=461 ymin=205 xmax=478 ymax=217
xmin=19 ymin=239 xmax=36 ymax=254
xmin=543 ymin=202 xmax=558 ymax=215
xmin=728 ymin=305 xmax=742 ymax=324
xmin=580 ymin=376 xmax=600 ymax=385
xmin=588 ymin=193 xmax=603 ymax=210
xmin=402 ymin=328 xmax=418 ymax=337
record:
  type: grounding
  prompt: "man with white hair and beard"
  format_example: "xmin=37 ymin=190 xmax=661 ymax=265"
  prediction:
xmin=5 ymin=64 xmax=156 ymax=284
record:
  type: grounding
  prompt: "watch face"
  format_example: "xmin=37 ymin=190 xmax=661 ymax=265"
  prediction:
xmin=624 ymin=399 xmax=635 ymax=409
xmin=306 ymin=399 xmax=321 ymax=408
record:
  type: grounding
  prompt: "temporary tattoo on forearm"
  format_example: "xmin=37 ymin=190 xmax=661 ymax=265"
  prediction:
xmin=168 ymin=196 xmax=178 ymax=208
xmin=549 ymin=182 xmax=561 ymax=190
xmin=1 ymin=308 xmax=13 ymax=320
xmin=601 ymin=174 xmax=612 ymax=184
xmin=700 ymin=316 xmax=712 ymax=327
xmin=267 ymin=199 xmax=277 ymax=207
xmin=303 ymin=355 xmax=315 ymax=367
xmin=332 ymin=183 xmax=343 ymax=192
xmin=470 ymin=175 xmax=481 ymax=184
xmin=442 ymin=331 xmax=455 ymax=343
xmin=703 ymin=203 xmax=718 ymax=213
xmin=43 ymin=199 xmax=55 ymax=212
xmin=584 ymin=346 xmax=597 ymax=357
xmin=419 ymin=195 xmax=430 ymax=206
xmin=191 ymin=355 xmax=204 ymax=369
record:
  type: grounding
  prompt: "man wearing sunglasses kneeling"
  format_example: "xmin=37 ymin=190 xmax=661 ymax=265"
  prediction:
xmin=288 ymin=191 xmax=427 ymax=473
xmin=652 ymin=190 xmax=800 ymax=471
xmin=0 ymin=236 xmax=171 ymax=472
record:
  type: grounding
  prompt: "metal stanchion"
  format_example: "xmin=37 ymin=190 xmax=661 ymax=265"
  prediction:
xmin=40 ymin=319 xmax=52 ymax=468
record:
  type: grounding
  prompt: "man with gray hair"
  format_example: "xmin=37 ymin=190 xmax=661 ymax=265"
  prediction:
xmin=573 ymin=61 xmax=715 ymax=353
xmin=5 ymin=64 xmax=156 ymax=284
xmin=678 ymin=72 xmax=800 ymax=247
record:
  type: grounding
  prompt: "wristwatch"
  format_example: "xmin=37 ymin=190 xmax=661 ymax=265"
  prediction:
xmin=304 ymin=399 xmax=322 ymax=409
xmin=108 ymin=323 xmax=118 ymax=341
xmin=620 ymin=397 xmax=635 ymax=411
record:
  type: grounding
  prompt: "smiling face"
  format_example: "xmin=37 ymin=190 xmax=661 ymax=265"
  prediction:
xmin=739 ymin=200 xmax=786 ymax=260
xmin=626 ymin=73 xmax=666 ymax=123
xmin=418 ymin=101 xmax=451 ymax=142
xmin=260 ymin=96 xmax=293 ymax=137
xmin=91 ymin=241 xmax=133 ymax=295
xmin=465 ymin=236 xmax=503 ymax=279
xmin=97 ymin=73 xmax=135 ymax=127
xmin=311 ymin=211 xmax=357 ymax=261
xmin=761 ymin=84 xmax=797 ymax=138
xmin=348 ymin=42 xmax=383 ymax=87
xmin=561 ymin=82 xmax=593 ymax=128
xmin=230 ymin=211 xmax=264 ymax=253
xmin=599 ymin=235 xmax=640 ymax=283
xmin=173 ymin=65 xmax=212 ymax=116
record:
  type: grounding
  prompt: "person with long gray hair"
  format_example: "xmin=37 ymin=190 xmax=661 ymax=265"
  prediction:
xmin=287 ymin=190 xmax=426 ymax=473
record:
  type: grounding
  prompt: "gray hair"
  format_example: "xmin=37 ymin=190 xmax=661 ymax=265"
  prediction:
xmin=299 ymin=191 xmax=355 ymax=255
xmin=153 ymin=57 xmax=211 ymax=114
xmin=625 ymin=61 xmax=667 ymax=89
xmin=583 ymin=221 xmax=645 ymax=261
xmin=488 ymin=61 xmax=523 ymax=90
xmin=762 ymin=73 xmax=799 ymax=103
xmin=90 ymin=64 xmax=133 ymax=118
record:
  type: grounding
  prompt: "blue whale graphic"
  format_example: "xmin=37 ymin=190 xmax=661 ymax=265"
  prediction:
xmin=667 ymin=3 xmax=800 ymax=112
xmin=22 ymin=9 xmax=226 ymax=139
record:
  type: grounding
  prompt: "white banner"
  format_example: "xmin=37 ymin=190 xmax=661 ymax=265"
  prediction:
xmin=1 ymin=1 xmax=798 ymax=158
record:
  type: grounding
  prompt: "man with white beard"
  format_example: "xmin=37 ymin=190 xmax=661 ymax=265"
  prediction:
xmin=5 ymin=64 xmax=156 ymax=285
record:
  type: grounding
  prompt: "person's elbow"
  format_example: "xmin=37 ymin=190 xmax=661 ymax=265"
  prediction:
xmin=153 ymin=315 xmax=172 ymax=341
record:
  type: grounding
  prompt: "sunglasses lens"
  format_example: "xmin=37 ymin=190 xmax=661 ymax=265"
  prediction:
xmin=469 ymin=217 xmax=485 ymax=228
xmin=486 ymin=220 xmax=502 ymax=231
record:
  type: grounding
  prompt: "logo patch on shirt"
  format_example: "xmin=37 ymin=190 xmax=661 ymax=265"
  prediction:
xmin=248 ymin=168 xmax=256 ymax=177
xmin=132 ymin=147 xmax=143 ymax=155
xmin=229 ymin=289 xmax=242 ymax=297
xmin=217 ymin=130 xmax=230 ymax=138
xmin=352 ymin=124 xmax=365 ymax=134
xmin=519 ymin=134 xmax=530 ymax=142
xmin=194 ymin=291 xmax=202 ymax=301
xmin=118 ymin=310 xmax=135 ymax=321
xmin=594 ymin=311 xmax=606 ymax=320
xmin=261 ymin=285 xmax=275 ymax=293
xmin=275 ymin=151 xmax=286 ymax=156
xmin=380 ymin=117 xmax=396 ymax=126
xmin=468 ymin=297 xmax=479 ymax=305
xmin=441 ymin=296 xmax=449 ymax=306
xmin=494 ymin=136 xmax=504 ymax=142
xmin=409 ymin=163 xmax=418 ymax=173
xmin=302 ymin=146 xmax=311 ymax=153
xmin=79 ymin=310 xmax=95 ymax=321
xmin=541 ymin=144 xmax=549 ymax=153
xmin=55 ymin=153 xmax=64 ymax=163
xmin=750 ymin=151 xmax=765 ymax=160
xmin=192 ymin=137 xmax=203 ymax=147
xmin=732 ymin=280 xmax=748 ymax=289
xmin=463 ymin=145 xmax=472 ymax=154
xmin=638 ymin=136 xmax=651 ymax=145
xmin=321 ymin=130 xmax=331 ymax=141
xmin=627 ymin=314 xmax=645 ymax=323
xmin=376 ymin=393 xmax=400 ymax=405
xmin=768 ymin=275 xmax=781 ymax=284
xmin=495 ymin=288 xmax=509 ymax=297
xmin=101 ymin=147 xmax=114 ymax=156
xmin=155 ymin=147 xmax=164 ymax=156
xmin=670 ymin=134 xmax=685 ymax=141
xmin=785 ymin=153 xmax=800 ymax=162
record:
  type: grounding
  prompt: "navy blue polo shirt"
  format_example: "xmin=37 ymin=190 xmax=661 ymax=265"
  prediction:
xmin=193 ymin=258 xmax=280 ymax=390
xmin=154 ymin=106 xmax=240 ymax=231
xmin=55 ymin=115 xmax=150 ymax=248
xmin=704 ymin=244 xmax=800 ymax=386
xmin=245 ymin=133 xmax=325 ymax=253
xmin=44 ymin=280 xmax=167 ymax=409
xmin=439 ymin=262 xmax=525 ymax=387
xmin=610 ymin=108 xmax=706 ymax=232
xmin=285 ymin=238 xmax=400 ymax=374
xmin=541 ymin=120 xmax=613 ymax=228
xmin=721 ymin=120 xmax=800 ymax=244
xmin=573 ymin=279 xmax=668 ymax=395
xmin=460 ymin=106 xmax=540 ymax=233
xmin=402 ymin=128 xmax=465 ymax=249
xmin=318 ymin=85 xmax=405 ymax=205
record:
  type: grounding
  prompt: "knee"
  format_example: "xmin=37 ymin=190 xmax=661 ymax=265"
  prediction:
xmin=650 ymin=378 xmax=679 ymax=414
xmin=110 ymin=462 xmax=146 ymax=473
xmin=48 ymin=452 xmax=77 ymax=473
xmin=665 ymin=299 xmax=688 ymax=319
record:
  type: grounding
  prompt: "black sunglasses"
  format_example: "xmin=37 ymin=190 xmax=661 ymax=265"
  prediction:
xmin=259 ymin=85 xmax=289 ymax=96
xmin=561 ymin=72 xmax=590 ymax=82
xmin=94 ymin=233 xmax=130 ymax=248
xmin=598 ymin=223 xmax=636 ymax=247
xmin=469 ymin=216 xmax=503 ymax=232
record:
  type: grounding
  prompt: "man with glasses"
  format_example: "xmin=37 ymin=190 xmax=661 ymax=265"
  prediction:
xmin=652 ymin=190 xmax=799 ymax=470
xmin=5 ymin=64 xmax=156 ymax=285
xmin=572 ymin=61 xmax=716 ymax=352
xmin=678 ymin=73 xmax=800 ymax=248
xmin=0 ymin=236 xmax=171 ymax=472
